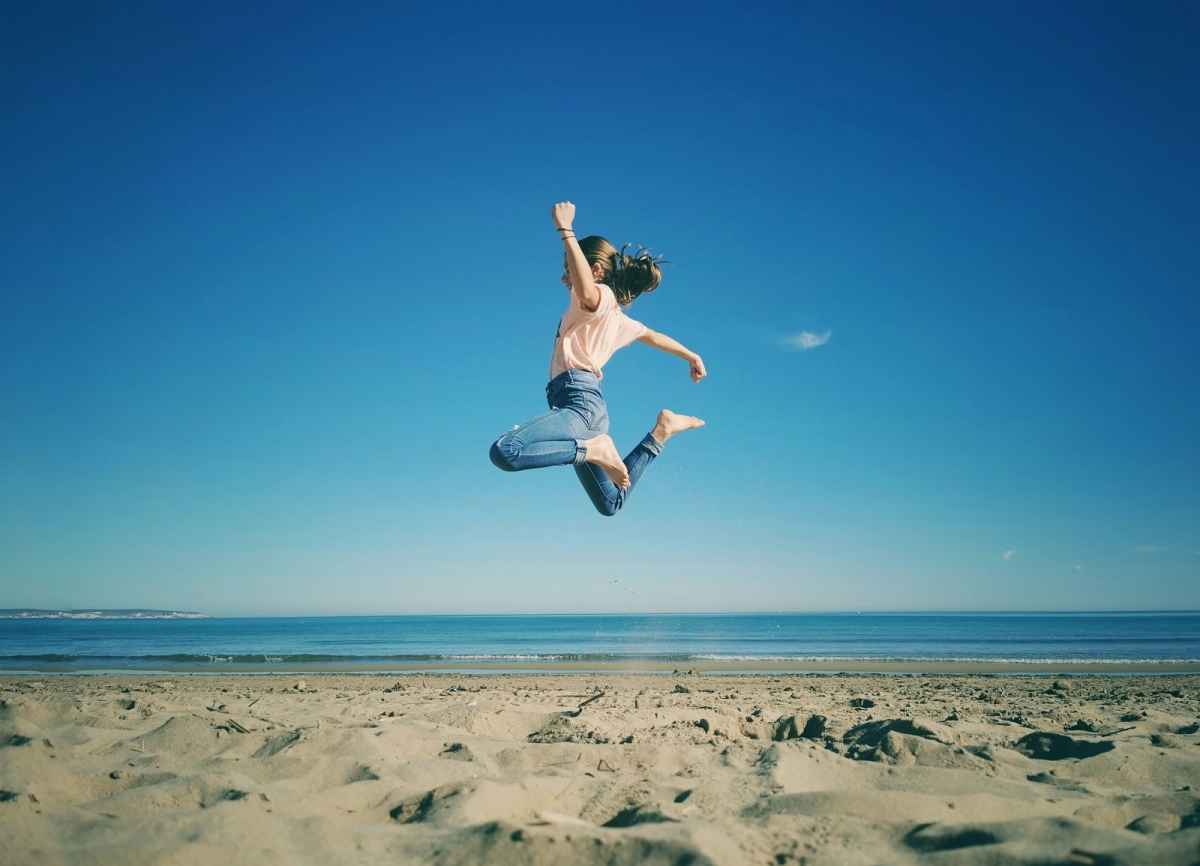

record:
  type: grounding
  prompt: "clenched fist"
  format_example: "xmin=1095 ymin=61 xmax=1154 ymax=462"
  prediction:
xmin=551 ymin=201 xmax=575 ymax=231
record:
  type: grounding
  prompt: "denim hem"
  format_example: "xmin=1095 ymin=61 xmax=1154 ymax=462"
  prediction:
xmin=642 ymin=432 xmax=665 ymax=456
xmin=572 ymin=439 xmax=589 ymax=465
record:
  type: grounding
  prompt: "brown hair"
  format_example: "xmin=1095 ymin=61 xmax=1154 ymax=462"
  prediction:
xmin=577 ymin=236 xmax=666 ymax=306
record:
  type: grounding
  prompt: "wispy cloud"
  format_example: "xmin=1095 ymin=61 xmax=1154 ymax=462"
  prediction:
xmin=1133 ymin=545 xmax=1159 ymax=553
xmin=1068 ymin=564 xmax=1084 ymax=571
xmin=1002 ymin=550 xmax=1016 ymax=561
xmin=786 ymin=330 xmax=831 ymax=351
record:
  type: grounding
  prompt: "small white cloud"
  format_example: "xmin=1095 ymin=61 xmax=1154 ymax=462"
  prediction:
xmin=1002 ymin=550 xmax=1016 ymax=561
xmin=1133 ymin=545 xmax=1159 ymax=553
xmin=1068 ymin=564 xmax=1084 ymax=571
xmin=786 ymin=330 xmax=831 ymax=351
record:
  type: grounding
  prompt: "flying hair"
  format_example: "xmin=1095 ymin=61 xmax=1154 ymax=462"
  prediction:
xmin=576 ymin=236 xmax=668 ymax=306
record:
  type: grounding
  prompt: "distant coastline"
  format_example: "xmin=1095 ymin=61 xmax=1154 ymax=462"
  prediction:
xmin=0 ymin=609 xmax=207 ymax=620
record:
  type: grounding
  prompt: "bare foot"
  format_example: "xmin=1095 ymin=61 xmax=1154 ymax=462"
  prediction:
xmin=582 ymin=434 xmax=630 ymax=489
xmin=651 ymin=409 xmax=705 ymax=444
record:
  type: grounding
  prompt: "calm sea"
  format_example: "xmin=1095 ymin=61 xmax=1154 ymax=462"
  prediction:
xmin=1 ymin=613 xmax=1198 ymax=673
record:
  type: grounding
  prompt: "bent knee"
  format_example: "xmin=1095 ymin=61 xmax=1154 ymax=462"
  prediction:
xmin=489 ymin=439 xmax=518 ymax=472
xmin=592 ymin=499 xmax=621 ymax=517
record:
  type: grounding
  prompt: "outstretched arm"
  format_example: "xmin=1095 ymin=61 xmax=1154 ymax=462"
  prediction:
xmin=637 ymin=329 xmax=707 ymax=383
xmin=551 ymin=202 xmax=601 ymax=313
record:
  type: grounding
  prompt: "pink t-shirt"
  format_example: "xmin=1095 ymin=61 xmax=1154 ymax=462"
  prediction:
xmin=549 ymin=284 xmax=647 ymax=380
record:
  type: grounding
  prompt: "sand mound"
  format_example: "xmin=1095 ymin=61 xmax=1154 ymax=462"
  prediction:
xmin=1074 ymin=792 xmax=1200 ymax=833
xmin=5 ymin=672 xmax=1200 ymax=865
xmin=137 ymin=715 xmax=229 ymax=758
xmin=526 ymin=712 xmax=610 ymax=744
xmin=875 ymin=731 xmax=989 ymax=768
xmin=841 ymin=717 xmax=955 ymax=760
xmin=1 ymin=697 xmax=84 ymax=728
xmin=1012 ymin=732 xmax=1115 ymax=760
xmin=904 ymin=817 xmax=1200 ymax=865
xmin=80 ymin=772 xmax=256 ymax=816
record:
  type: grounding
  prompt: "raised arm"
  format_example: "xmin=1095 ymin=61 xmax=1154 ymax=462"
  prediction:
xmin=551 ymin=202 xmax=601 ymax=313
xmin=637 ymin=328 xmax=707 ymax=383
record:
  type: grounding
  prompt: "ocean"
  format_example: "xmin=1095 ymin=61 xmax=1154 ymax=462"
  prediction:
xmin=2 ymin=612 xmax=1198 ymax=674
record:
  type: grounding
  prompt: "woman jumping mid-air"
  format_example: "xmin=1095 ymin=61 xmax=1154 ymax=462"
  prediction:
xmin=489 ymin=202 xmax=706 ymax=516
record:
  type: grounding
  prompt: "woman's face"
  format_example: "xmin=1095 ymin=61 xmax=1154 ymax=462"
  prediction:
xmin=563 ymin=256 xmax=603 ymax=287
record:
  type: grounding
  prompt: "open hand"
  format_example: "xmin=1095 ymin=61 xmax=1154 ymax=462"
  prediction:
xmin=689 ymin=355 xmax=707 ymax=383
xmin=551 ymin=201 xmax=575 ymax=231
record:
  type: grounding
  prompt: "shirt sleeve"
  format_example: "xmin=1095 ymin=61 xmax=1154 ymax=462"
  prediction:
xmin=616 ymin=312 xmax=648 ymax=347
xmin=571 ymin=284 xmax=616 ymax=320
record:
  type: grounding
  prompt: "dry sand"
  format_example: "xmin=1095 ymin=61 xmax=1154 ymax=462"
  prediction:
xmin=2 ymin=673 xmax=1198 ymax=865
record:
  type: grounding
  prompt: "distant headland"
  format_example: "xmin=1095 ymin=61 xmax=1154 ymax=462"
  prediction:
xmin=0 ymin=609 xmax=207 ymax=620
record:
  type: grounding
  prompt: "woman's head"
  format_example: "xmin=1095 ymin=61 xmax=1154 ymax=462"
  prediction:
xmin=574 ymin=236 xmax=665 ymax=306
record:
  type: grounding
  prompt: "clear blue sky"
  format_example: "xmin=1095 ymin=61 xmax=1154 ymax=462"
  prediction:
xmin=2 ymin=1 xmax=1197 ymax=615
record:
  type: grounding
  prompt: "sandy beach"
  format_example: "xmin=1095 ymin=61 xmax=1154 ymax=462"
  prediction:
xmin=2 ymin=672 xmax=1198 ymax=865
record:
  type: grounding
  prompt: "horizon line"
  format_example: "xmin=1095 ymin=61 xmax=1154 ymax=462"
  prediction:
xmin=8 ymin=609 xmax=1199 ymax=618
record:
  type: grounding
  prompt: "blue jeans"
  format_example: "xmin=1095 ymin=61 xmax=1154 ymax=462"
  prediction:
xmin=490 ymin=369 xmax=664 ymax=516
